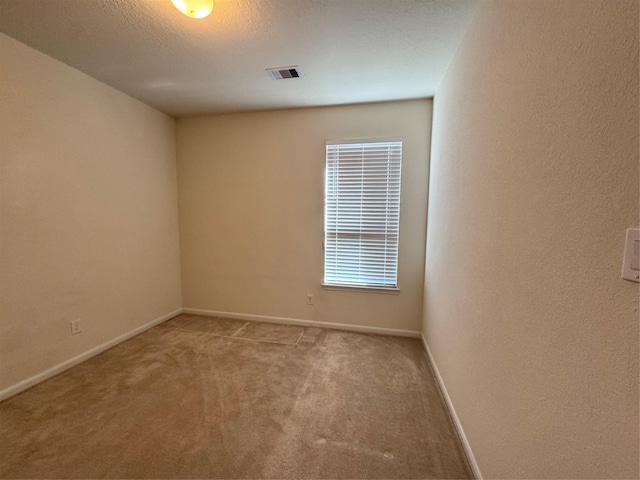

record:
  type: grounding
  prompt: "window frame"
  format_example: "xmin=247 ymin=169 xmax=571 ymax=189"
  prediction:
xmin=322 ymin=137 xmax=403 ymax=293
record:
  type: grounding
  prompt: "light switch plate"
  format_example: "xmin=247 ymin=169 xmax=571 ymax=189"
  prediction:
xmin=622 ymin=228 xmax=640 ymax=282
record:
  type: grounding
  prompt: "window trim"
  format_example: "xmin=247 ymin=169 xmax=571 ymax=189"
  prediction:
xmin=322 ymin=137 xmax=403 ymax=292
xmin=321 ymin=283 xmax=401 ymax=294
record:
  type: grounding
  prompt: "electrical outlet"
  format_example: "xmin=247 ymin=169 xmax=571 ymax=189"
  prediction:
xmin=622 ymin=228 xmax=640 ymax=282
xmin=70 ymin=319 xmax=81 ymax=335
xmin=306 ymin=294 xmax=314 ymax=305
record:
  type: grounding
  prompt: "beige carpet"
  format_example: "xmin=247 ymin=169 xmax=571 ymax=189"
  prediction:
xmin=0 ymin=314 xmax=472 ymax=479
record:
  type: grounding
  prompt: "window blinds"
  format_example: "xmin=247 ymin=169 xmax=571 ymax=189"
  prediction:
xmin=324 ymin=140 xmax=402 ymax=288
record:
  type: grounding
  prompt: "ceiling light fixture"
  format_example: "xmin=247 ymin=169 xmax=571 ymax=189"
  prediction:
xmin=171 ymin=0 xmax=214 ymax=19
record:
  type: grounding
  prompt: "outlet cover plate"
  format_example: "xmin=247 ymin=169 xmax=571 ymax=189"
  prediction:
xmin=622 ymin=228 xmax=640 ymax=282
xmin=70 ymin=319 xmax=81 ymax=335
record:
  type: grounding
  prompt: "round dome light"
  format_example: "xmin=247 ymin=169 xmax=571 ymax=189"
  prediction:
xmin=171 ymin=0 xmax=214 ymax=19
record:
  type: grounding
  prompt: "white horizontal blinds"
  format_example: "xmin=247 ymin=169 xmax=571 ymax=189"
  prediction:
xmin=324 ymin=140 xmax=402 ymax=288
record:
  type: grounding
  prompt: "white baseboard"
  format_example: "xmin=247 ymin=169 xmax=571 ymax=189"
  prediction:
xmin=421 ymin=334 xmax=483 ymax=479
xmin=0 ymin=308 xmax=183 ymax=402
xmin=183 ymin=308 xmax=421 ymax=338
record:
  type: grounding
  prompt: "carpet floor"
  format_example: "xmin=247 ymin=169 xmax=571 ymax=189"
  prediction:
xmin=0 ymin=314 xmax=472 ymax=479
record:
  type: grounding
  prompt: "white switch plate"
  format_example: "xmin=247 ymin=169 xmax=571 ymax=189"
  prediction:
xmin=621 ymin=228 xmax=640 ymax=282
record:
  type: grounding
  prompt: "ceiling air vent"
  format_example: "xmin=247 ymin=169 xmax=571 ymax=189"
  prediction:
xmin=266 ymin=66 xmax=301 ymax=80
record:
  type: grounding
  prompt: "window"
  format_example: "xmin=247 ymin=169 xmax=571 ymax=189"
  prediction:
xmin=324 ymin=139 xmax=402 ymax=289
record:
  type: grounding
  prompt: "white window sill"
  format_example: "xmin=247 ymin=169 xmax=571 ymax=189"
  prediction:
xmin=322 ymin=284 xmax=400 ymax=295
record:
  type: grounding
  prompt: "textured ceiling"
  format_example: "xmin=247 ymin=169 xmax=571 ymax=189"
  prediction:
xmin=0 ymin=0 xmax=478 ymax=117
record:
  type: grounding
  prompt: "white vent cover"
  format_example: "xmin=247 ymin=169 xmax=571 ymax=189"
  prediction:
xmin=266 ymin=66 xmax=301 ymax=80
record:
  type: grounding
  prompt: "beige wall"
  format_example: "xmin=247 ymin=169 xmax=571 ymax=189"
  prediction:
xmin=0 ymin=34 xmax=182 ymax=392
xmin=177 ymin=100 xmax=430 ymax=332
xmin=424 ymin=1 xmax=639 ymax=478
